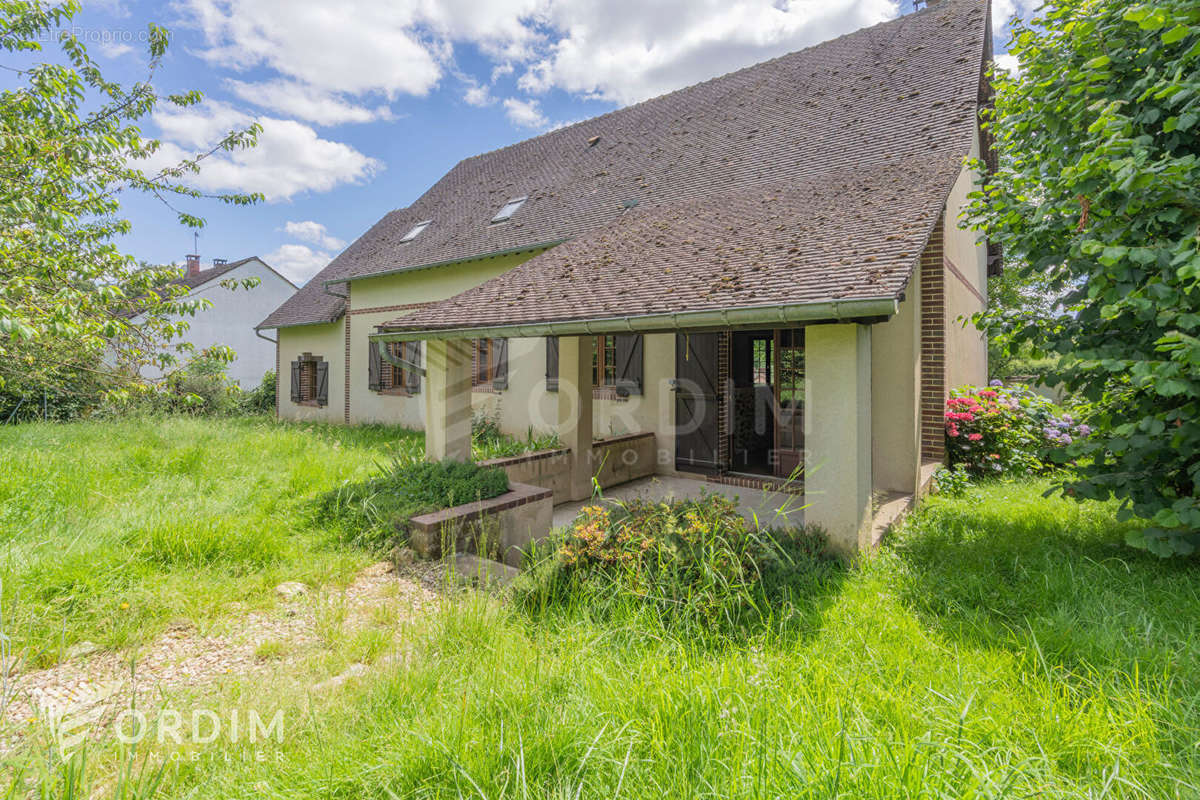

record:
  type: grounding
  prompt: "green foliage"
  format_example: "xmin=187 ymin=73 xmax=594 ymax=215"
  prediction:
xmin=968 ymin=0 xmax=1200 ymax=555
xmin=471 ymin=409 xmax=560 ymax=460
xmin=0 ymin=2 xmax=261 ymax=397
xmin=944 ymin=383 xmax=1061 ymax=477
xmin=242 ymin=370 xmax=277 ymax=413
xmin=102 ymin=480 xmax=1200 ymax=799
xmin=0 ymin=417 xmax=404 ymax=667
xmin=515 ymin=493 xmax=835 ymax=636
xmin=315 ymin=458 xmax=509 ymax=550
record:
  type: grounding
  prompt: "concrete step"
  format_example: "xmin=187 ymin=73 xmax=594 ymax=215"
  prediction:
xmin=451 ymin=554 xmax=521 ymax=588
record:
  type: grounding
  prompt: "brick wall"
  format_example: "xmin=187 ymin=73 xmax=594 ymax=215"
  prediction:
xmin=343 ymin=284 xmax=352 ymax=423
xmin=919 ymin=215 xmax=946 ymax=462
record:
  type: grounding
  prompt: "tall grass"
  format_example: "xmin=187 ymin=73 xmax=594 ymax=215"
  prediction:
xmin=131 ymin=481 xmax=1200 ymax=799
xmin=0 ymin=416 xmax=412 ymax=666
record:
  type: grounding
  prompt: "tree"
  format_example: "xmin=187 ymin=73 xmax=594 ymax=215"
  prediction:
xmin=0 ymin=1 xmax=261 ymax=399
xmin=968 ymin=0 xmax=1200 ymax=555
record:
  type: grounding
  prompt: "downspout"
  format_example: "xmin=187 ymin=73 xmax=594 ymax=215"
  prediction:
xmin=255 ymin=328 xmax=278 ymax=345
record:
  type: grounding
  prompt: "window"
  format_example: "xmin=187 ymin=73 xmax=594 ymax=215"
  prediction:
xmin=290 ymin=354 xmax=328 ymax=406
xmin=299 ymin=360 xmax=317 ymax=401
xmin=491 ymin=196 xmax=527 ymax=223
xmin=369 ymin=340 xmax=421 ymax=394
xmin=592 ymin=335 xmax=617 ymax=386
xmin=399 ymin=220 xmax=431 ymax=242
xmin=472 ymin=338 xmax=509 ymax=390
xmin=380 ymin=342 xmax=412 ymax=392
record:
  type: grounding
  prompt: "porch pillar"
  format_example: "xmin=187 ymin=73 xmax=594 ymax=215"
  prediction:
xmin=557 ymin=335 xmax=594 ymax=501
xmin=425 ymin=338 xmax=473 ymax=462
xmin=804 ymin=323 xmax=872 ymax=556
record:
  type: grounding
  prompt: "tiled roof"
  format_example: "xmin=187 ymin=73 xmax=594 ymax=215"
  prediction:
xmin=261 ymin=0 xmax=989 ymax=330
xmin=174 ymin=257 xmax=257 ymax=291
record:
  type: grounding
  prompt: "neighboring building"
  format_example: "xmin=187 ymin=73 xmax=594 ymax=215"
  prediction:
xmin=258 ymin=0 xmax=995 ymax=552
xmin=148 ymin=255 xmax=297 ymax=386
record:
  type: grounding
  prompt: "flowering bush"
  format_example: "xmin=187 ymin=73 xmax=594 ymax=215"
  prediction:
xmin=516 ymin=493 xmax=835 ymax=634
xmin=945 ymin=381 xmax=1088 ymax=478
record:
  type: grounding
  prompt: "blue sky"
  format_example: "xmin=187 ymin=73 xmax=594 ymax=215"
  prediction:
xmin=45 ymin=0 xmax=1027 ymax=285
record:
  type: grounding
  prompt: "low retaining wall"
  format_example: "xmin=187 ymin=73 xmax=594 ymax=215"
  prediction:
xmin=479 ymin=432 xmax=657 ymax=502
xmin=408 ymin=482 xmax=553 ymax=568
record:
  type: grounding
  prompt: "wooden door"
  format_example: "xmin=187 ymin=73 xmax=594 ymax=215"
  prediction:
xmin=675 ymin=332 xmax=721 ymax=471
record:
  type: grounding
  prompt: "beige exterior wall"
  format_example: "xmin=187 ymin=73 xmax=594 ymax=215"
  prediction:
xmin=871 ymin=282 xmax=921 ymax=495
xmin=276 ymin=321 xmax=345 ymax=423
xmin=347 ymin=251 xmax=545 ymax=426
xmin=942 ymin=129 xmax=989 ymax=391
xmin=804 ymin=323 xmax=873 ymax=555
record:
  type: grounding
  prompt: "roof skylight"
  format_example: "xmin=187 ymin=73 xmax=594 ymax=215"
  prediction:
xmin=399 ymin=220 xmax=431 ymax=242
xmin=491 ymin=196 xmax=527 ymax=223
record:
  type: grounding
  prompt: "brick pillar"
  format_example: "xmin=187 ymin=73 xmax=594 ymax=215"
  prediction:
xmin=919 ymin=216 xmax=946 ymax=462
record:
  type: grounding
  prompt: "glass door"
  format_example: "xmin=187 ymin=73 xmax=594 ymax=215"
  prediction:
xmin=773 ymin=329 xmax=804 ymax=479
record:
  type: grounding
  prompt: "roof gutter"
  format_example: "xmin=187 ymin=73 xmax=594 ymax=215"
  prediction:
xmin=322 ymin=240 xmax=566 ymax=288
xmin=369 ymin=296 xmax=898 ymax=342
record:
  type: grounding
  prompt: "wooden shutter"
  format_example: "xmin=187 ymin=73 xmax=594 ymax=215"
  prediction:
xmin=492 ymin=338 xmax=509 ymax=390
xmin=290 ymin=361 xmax=301 ymax=402
xmin=405 ymin=341 xmax=422 ymax=394
xmin=545 ymin=336 xmax=559 ymax=392
xmin=615 ymin=334 xmax=644 ymax=396
xmin=315 ymin=361 xmax=329 ymax=406
xmin=368 ymin=341 xmax=381 ymax=391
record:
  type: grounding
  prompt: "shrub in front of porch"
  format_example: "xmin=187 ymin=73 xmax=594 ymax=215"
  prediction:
xmin=315 ymin=458 xmax=509 ymax=550
xmin=515 ymin=493 xmax=835 ymax=634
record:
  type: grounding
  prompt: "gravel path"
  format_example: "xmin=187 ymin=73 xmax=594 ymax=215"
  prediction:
xmin=0 ymin=557 xmax=446 ymax=751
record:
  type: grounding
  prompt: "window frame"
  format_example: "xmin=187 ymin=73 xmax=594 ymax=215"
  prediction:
xmin=592 ymin=335 xmax=617 ymax=387
xmin=399 ymin=220 xmax=431 ymax=242
xmin=378 ymin=341 xmax=412 ymax=395
xmin=490 ymin=196 xmax=527 ymax=224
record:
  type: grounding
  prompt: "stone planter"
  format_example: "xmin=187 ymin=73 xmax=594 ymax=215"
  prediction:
xmin=479 ymin=432 xmax=657 ymax=502
xmin=407 ymin=482 xmax=553 ymax=568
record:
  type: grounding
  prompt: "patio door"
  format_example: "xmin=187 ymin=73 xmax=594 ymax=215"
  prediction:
xmin=773 ymin=328 xmax=805 ymax=479
xmin=675 ymin=332 xmax=721 ymax=471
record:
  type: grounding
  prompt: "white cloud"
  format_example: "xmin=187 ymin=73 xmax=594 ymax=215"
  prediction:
xmin=226 ymin=79 xmax=391 ymax=125
xmin=503 ymin=97 xmax=547 ymax=128
xmin=98 ymin=41 xmax=134 ymax=59
xmin=180 ymin=0 xmax=917 ymax=112
xmin=184 ymin=0 xmax=444 ymax=97
xmin=264 ymin=243 xmax=332 ymax=285
xmin=518 ymin=0 xmax=899 ymax=105
xmin=144 ymin=100 xmax=381 ymax=201
xmin=463 ymin=84 xmax=493 ymax=106
xmin=283 ymin=220 xmax=345 ymax=250
xmin=993 ymin=52 xmax=1020 ymax=75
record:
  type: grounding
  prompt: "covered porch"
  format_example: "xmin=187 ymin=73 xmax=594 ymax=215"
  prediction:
xmin=382 ymin=323 xmax=882 ymax=556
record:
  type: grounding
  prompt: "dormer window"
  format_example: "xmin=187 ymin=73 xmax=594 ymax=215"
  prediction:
xmin=399 ymin=220 xmax=431 ymax=242
xmin=491 ymin=196 xmax=527 ymax=223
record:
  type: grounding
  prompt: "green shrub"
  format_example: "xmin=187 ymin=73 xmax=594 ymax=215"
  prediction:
xmin=315 ymin=458 xmax=509 ymax=550
xmin=472 ymin=409 xmax=559 ymax=460
xmin=514 ymin=492 xmax=836 ymax=635
xmin=944 ymin=382 xmax=1090 ymax=480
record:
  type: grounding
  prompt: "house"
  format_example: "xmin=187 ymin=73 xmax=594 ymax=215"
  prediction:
xmin=148 ymin=255 xmax=297 ymax=386
xmin=258 ymin=0 xmax=995 ymax=553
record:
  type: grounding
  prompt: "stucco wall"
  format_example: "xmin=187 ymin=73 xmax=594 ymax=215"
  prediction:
xmin=276 ymin=321 xmax=345 ymax=423
xmin=871 ymin=280 xmax=921 ymax=495
xmin=942 ymin=130 xmax=989 ymax=391
xmin=139 ymin=259 xmax=296 ymax=386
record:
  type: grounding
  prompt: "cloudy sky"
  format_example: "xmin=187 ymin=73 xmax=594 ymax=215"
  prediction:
xmin=49 ymin=0 xmax=1030 ymax=285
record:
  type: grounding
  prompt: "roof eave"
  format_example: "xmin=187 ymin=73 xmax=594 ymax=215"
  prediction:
xmin=371 ymin=296 xmax=899 ymax=342
xmin=323 ymin=240 xmax=566 ymax=288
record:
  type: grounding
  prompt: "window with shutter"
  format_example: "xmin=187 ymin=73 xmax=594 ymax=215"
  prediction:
xmin=615 ymin=334 xmax=644 ymax=396
xmin=293 ymin=354 xmax=325 ymax=405
xmin=471 ymin=338 xmax=507 ymax=389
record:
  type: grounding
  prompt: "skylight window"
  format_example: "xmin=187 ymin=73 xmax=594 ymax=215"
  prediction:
xmin=491 ymin=196 xmax=527 ymax=223
xmin=399 ymin=220 xmax=431 ymax=242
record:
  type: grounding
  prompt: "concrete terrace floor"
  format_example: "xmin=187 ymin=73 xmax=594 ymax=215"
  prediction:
xmin=552 ymin=476 xmax=806 ymax=530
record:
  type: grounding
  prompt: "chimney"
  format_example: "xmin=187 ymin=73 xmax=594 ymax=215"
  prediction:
xmin=185 ymin=254 xmax=201 ymax=276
